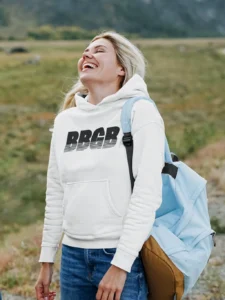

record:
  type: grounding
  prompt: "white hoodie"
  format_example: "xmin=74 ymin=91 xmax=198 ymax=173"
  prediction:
xmin=39 ymin=73 xmax=165 ymax=273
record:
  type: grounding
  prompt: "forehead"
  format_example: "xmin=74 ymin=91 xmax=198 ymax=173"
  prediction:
xmin=86 ymin=38 xmax=114 ymax=50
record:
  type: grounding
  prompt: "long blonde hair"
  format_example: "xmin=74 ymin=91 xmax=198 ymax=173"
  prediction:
xmin=57 ymin=30 xmax=147 ymax=115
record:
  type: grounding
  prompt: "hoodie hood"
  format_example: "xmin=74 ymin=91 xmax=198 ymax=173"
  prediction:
xmin=74 ymin=73 xmax=149 ymax=111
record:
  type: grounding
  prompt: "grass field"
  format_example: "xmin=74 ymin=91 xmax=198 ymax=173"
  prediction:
xmin=0 ymin=38 xmax=225 ymax=297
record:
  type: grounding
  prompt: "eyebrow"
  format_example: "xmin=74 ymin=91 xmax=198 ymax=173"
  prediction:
xmin=84 ymin=45 xmax=107 ymax=52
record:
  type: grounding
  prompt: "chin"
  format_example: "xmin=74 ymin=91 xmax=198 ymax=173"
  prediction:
xmin=79 ymin=73 xmax=91 ymax=83
xmin=80 ymin=73 xmax=101 ymax=85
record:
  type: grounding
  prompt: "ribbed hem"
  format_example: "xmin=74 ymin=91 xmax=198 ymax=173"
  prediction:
xmin=62 ymin=234 xmax=120 ymax=249
xmin=39 ymin=246 xmax=58 ymax=263
xmin=110 ymin=247 xmax=137 ymax=273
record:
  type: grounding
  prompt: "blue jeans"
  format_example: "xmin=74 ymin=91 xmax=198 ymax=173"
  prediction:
xmin=60 ymin=244 xmax=149 ymax=300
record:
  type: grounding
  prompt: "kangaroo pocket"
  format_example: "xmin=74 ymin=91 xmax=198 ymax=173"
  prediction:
xmin=63 ymin=179 xmax=123 ymax=239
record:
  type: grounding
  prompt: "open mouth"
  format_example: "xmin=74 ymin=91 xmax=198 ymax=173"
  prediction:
xmin=82 ymin=63 xmax=98 ymax=71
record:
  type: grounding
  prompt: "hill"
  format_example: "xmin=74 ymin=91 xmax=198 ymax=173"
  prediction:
xmin=0 ymin=0 xmax=225 ymax=38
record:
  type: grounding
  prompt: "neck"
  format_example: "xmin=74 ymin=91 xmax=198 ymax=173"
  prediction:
xmin=87 ymin=81 xmax=121 ymax=105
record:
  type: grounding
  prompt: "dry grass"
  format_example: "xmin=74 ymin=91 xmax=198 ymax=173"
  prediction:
xmin=0 ymin=222 xmax=61 ymax=297
xmin=185 ymin=139 xmax=225 ymax=192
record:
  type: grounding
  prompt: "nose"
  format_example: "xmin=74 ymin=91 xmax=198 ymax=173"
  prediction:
xmin=82 ymin=52 xmax=93 ymax=60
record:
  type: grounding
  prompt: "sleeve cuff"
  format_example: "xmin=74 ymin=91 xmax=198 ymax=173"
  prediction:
xmin=110 ymin=247 xmax=137 ymax=273
xmin=39 ymin=246 xmax=58 ymax=263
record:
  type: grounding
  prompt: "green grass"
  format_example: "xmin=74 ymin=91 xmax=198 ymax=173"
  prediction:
xmin=0 ymin=37 xmax=225 ymax=297
xmin=0 ymin=38 xmax=225 ymax=239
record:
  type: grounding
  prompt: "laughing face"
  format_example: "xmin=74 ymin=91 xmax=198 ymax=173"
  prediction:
xmin=77 ymin=38 xmax=125 ymax=88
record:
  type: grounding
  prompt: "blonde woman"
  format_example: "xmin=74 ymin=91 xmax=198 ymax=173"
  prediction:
xmin=35 ymin=31 xmax=165 ymax=300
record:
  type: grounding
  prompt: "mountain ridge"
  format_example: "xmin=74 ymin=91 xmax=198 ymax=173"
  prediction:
xmin=0 ymin=0 xmax=225 ymax=39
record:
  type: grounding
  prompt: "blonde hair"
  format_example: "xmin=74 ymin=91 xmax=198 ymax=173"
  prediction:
xmin=57 ymin=30 xmax=147 ymax=115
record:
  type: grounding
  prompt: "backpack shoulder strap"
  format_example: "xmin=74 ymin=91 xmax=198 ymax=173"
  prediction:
xmin=121 ymin=96 xmax=178 ymax=190
xmin=121 ymin=96 xmax=173 ymax=163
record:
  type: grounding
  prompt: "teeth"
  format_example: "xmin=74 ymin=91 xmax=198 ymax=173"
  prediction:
xmin=82 ymin=63 xmax=97 ymax=70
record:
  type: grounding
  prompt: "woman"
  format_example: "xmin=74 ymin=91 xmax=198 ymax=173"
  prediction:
xmin=35 ymin=30 xmax=165 ymax=300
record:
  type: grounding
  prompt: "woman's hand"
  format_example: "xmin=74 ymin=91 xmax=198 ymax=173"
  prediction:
xmin=96 ymin=265 xmax=127 ymax=300
xmin=35 ymin=263 xmax=56 ymax=300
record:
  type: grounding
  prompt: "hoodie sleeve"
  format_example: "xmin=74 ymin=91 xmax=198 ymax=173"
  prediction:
xmin=39 ymin=122 xmax=64 ymax=263
xmin=110 ymin=100 xmax=165 ymax=273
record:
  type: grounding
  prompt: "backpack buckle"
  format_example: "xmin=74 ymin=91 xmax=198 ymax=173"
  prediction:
xmin=211 ymin=232 xmax=216 ymax=247
xmin=171 ymin=152 xmax=179 ymax=162
xmin=122 ymin=133 xmax=133 ymax=147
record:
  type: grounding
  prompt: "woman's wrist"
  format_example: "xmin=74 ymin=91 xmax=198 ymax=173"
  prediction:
xmin=41 ymin=262 xmax=54 ymax=267
xmin=111 ymin=265 xmax=127 ymax=274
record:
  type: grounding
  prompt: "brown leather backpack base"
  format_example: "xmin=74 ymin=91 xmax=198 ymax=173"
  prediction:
xmin=140 ymin=236 xmax=184 ymax=300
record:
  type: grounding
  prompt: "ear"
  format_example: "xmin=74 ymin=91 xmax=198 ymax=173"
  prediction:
xmin=118 ymin=66 xmax=125 ymax=77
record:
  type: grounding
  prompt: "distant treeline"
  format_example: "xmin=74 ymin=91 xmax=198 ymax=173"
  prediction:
xmin=0 ymin=0 xmax=225 ymax=40
xmin=1 ymin=25 xmax=140 ymax=41
xmin=0 ymin=6 xmax=9 ymax=26
xmin=27 ymin=26 xmax=99 ymax=40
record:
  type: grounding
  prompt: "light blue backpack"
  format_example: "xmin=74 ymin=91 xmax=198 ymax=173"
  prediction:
xmin=121 ymin=96 xmax=216 ymax=297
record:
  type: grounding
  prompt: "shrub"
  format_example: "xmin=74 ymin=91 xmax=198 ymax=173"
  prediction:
xmin=27 ymin=25 xmax=57 ymax=40
xmin=210 ymin=217 xmax=225 ymax=234
xmin=23 ymin=147 xmax=37 ymax=162
xmin=27 ymin=25 xmax=99 ymax=40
